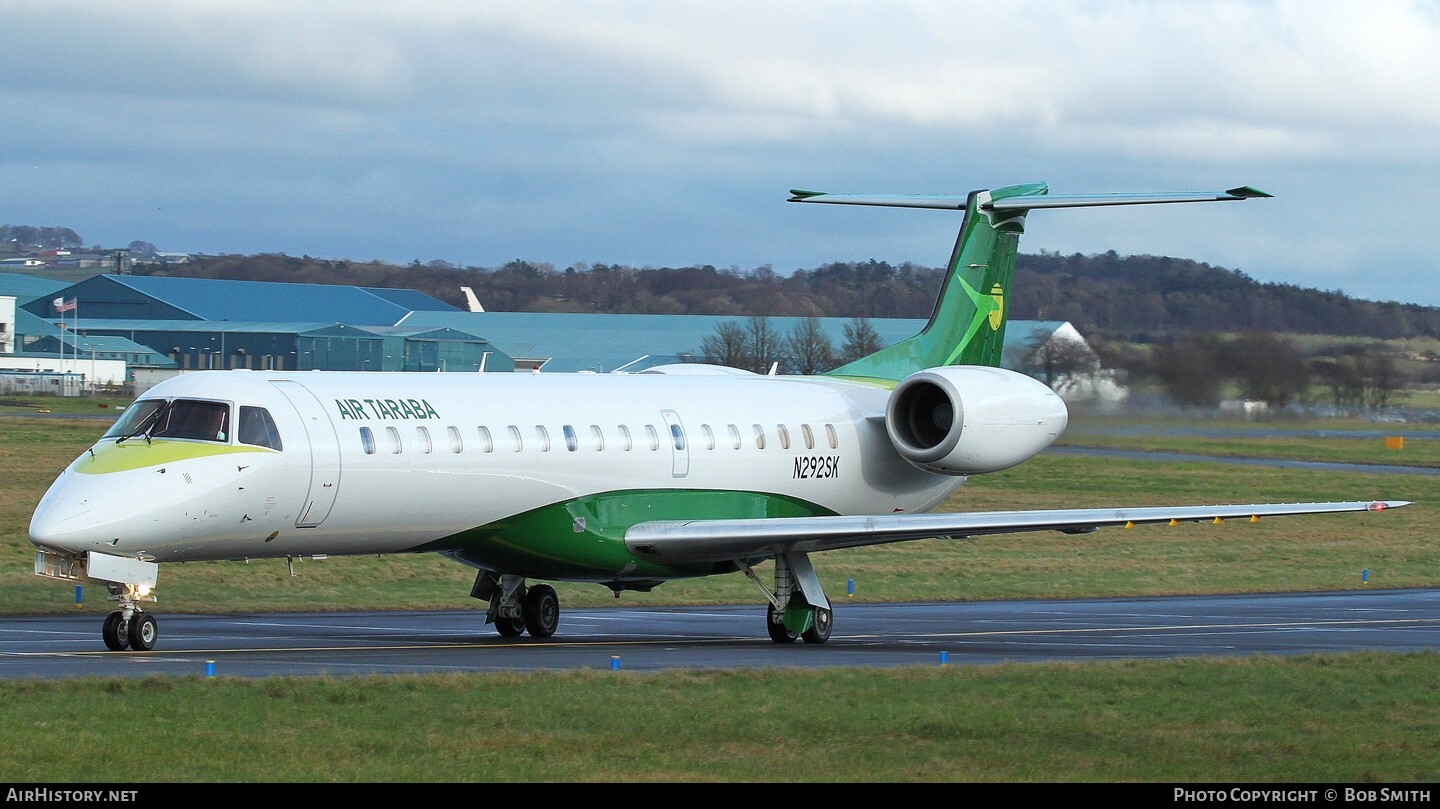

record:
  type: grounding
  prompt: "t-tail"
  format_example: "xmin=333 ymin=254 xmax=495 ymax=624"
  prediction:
xmin=788 ymin=183 xmax=1272 ymax=384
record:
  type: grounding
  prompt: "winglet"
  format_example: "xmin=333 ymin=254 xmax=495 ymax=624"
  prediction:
xmin=1225 ymin=185 xmax=1272 ymax=199
xmin=788 ymin=189 xmax=825 ymax=201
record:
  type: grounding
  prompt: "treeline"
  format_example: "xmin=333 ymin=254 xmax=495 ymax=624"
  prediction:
xmin=1 ymin=225 xmax=84 ymax=250
xmin=131 ymin=250 xmax=1440 ymax=341
xmin=1087 ymin=332 xmax=1410 ymax=411
xmin=1017 ymin=251 xmax=1440 ymax=340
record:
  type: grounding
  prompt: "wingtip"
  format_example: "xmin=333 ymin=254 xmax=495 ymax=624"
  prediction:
xmin=788 ymin=189 xmax=824 ymax=201
xmin=1225 ymin=185 xmax=1274 ymax=199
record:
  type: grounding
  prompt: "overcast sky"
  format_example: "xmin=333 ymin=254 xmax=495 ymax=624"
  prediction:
xmin=3 ymin=1 xmax=1438 ymax=307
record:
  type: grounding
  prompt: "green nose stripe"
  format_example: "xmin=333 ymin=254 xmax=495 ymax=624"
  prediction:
xmin=77 ymin=440 xmax=274 ymax=474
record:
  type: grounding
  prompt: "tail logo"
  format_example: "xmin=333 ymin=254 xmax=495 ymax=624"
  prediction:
xmin=987 ymin=284 xmax=1005 ymax=330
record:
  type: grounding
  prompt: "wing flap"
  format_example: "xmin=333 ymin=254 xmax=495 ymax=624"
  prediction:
xmin=624 ymin=500 xmax=1408 ymax=565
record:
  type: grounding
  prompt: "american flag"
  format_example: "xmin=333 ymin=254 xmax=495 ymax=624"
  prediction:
xmin=52 ymin=297 xmax=76 ymax=313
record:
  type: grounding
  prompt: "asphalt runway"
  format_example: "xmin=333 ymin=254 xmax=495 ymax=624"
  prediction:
xmin=3 ymin=588 xmax=1438 ymax=679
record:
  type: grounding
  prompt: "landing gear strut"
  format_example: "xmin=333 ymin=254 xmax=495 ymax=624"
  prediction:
xmin=471 ymin=572 xmax=560 ymax=638
xmin=746 ymin=552 xmax=833 ymax=644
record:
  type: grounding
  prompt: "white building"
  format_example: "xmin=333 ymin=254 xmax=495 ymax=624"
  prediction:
xmin=0 ymin=295 xmax=14 ymax=354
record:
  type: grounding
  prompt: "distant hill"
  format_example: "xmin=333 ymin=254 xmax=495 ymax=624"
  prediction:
xmin=1014 ymin=251 xmax=1440 ymax=341
xmin=120 ymin=250 xmax=1440 ymax=341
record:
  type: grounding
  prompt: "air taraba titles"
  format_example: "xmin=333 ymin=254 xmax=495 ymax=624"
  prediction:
xmin=334 ymin=398 xmax=441 ymax=420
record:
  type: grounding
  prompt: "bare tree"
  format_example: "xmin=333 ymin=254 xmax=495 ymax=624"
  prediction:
xmin=1360 ymin=351 xmax=1404 ymax=410
xmin=786 ymin=317 xmax=837 ymax=374
xmin=1222 ymin=331 xmax=1311 ymax=408
xmin=1018 ymin=331 xmax=1100 ymax=392
xmin=745 ymin=315 xmax=785 ymax=374
xmin=838 ymin=317 xmax=883 ymax=364
xmin=1313 ymin=346 xmax=1407 ymax=412
xmin=1151 ymin=334 xmax=1225 ymax=407
xmin=700 ymin=320 xmax=748 ymax=368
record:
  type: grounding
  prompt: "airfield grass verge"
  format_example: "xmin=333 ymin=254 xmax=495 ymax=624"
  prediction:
xmin=2 ymin=652 xmax=1437 ymax=782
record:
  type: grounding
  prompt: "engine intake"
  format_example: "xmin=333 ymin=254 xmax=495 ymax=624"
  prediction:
xmin=885 ymin=366 xmax=1068 ymax=475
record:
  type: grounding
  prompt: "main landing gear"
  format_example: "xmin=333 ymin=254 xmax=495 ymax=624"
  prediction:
xmin=99 ymin=584 xmax=159 ymax=652
xmin=471 ymin=572 xmax=560 ymax=639
xmin=745 ymin=551 xmax=833 ymax=644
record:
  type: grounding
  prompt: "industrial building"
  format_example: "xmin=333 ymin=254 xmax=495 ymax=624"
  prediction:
xmin=1 ymin=271 xmax=1114 ymax=401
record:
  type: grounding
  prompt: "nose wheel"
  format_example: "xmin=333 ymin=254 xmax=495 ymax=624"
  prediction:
xmin=102 ymin=611 xmax=128 ymax=651
xmin=101 ymin=609 xmax=158 ymax=652
xmin=98 ymin=578 xmax=160 ymax=652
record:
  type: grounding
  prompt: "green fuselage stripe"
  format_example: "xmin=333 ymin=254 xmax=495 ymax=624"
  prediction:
xmin=420 ymin=488 xmax=836 ymax=580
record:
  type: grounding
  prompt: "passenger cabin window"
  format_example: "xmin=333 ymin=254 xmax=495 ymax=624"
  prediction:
xmin=752 ymin=424 xmax=766 ymax=450
xmin=360 ymin=427 xmax=376 ymax=454
xmin=777 ymin=424 xmax=790 ymax=450
xmin=801 ymin=424 xmax=814 ymax=450
xmin=563 ymin=425 xmax=578 ymax=452
xmin=826 ymin=424 xmax=839 ymax=449
xmin=590 ymin=425 xmax=605 ymax=451
xmin=385 ymin=426 xmax=402 ymax=454
xmin=448 ymin=426 xmax=463 ymax=453
xmin=508 ymin=425 xmax=522 ymax=452
xmin=618 ymin=425 xmax=633 ymax=451
xmin=536 ymin=425 xmax=551 ymax=452
xmin=645 ymin=425 xmax=660 ymax=451
xmin=478 ymin=426 xmax=494 ymax=452
xmin=702 ymin=424 xmax=715 ymax=450
xmin=238 ymin=406 xmax=283 ymax=450
xmin=416 ymin=426 xmax=433 ymax=454
xmin=669 ymin=423 xmax=685 ymax=450
xmin=728 ymin=424 xmax=741 ymax=450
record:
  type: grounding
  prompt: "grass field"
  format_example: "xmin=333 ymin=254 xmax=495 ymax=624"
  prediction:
xmin=2 ymin=402 xmax=1437 ymax=782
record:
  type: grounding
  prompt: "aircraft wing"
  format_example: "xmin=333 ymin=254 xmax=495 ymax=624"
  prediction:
xmin=624 ymin=500 xmax=1408 ymax=566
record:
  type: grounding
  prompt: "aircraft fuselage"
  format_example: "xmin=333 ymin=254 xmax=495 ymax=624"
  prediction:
xmin=30 ymin=367 xmax=1008 ymax=582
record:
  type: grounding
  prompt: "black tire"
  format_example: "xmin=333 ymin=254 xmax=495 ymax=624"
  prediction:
xmin=127 ymin=613 xmax=158 ymax=652
xmin=495 ymin=614 xmax=525 ymax=637
xmin=102 ymin=611 xmax=129 ymax=651
xmin=766 ymin=602 xmax=798 ymax=644
xmin=522 ymin=584 xmax=560 ymax=638
xmin=802 ymin=606 xmax=832 ymax=644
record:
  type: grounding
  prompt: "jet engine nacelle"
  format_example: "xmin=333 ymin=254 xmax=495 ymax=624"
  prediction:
xmin=884 ymin=366 xmax=1069 ymax=475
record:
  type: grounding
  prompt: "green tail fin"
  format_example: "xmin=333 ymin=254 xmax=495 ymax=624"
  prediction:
xmin=787 ymin=183 xmax=1270 ymax=384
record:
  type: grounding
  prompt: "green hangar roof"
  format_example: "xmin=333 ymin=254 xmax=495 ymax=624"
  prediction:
xmin=0 ymin=271 xmax=70 ymax=305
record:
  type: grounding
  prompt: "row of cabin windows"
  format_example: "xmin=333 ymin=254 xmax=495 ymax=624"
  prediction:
xmin=357 ymin=422 xmax=841 ymax=455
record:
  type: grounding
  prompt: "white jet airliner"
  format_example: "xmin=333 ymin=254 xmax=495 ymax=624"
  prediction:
xmin=29 ymin=182 xmax=1410 ymax=652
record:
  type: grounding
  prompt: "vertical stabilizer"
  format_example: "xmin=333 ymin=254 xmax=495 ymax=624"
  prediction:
xmin=787 ymin=184 xmax=1270 ymax=384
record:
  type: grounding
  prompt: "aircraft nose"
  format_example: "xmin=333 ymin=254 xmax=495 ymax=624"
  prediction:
xmin=29 ymin=487 xmax=95 ymax=553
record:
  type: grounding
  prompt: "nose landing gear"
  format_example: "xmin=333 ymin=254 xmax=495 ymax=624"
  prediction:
xmin=99 ymin=583 xmax=159 ymax=651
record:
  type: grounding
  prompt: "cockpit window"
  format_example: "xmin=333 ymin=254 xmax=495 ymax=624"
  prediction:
xmin=152 ymin=400 xmax=231 ymax=442
xmin=238 ymin=406 xmax=283 ymax=450
xmin=103 ymin=400 xmax=166 ymax=439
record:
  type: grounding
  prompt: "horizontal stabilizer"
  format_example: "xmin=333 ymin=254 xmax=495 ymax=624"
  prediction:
xmin=987 ymin=187 xmax=1271 ymax=211
xmin=626 ymin=500 xmax=1407 ymax=565
xmin=787 ymin=186 xmax=1271 ymax=211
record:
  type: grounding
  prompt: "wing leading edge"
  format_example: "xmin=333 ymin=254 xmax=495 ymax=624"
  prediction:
xmin=625 ymin=500 xmax=1409 ymax=566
